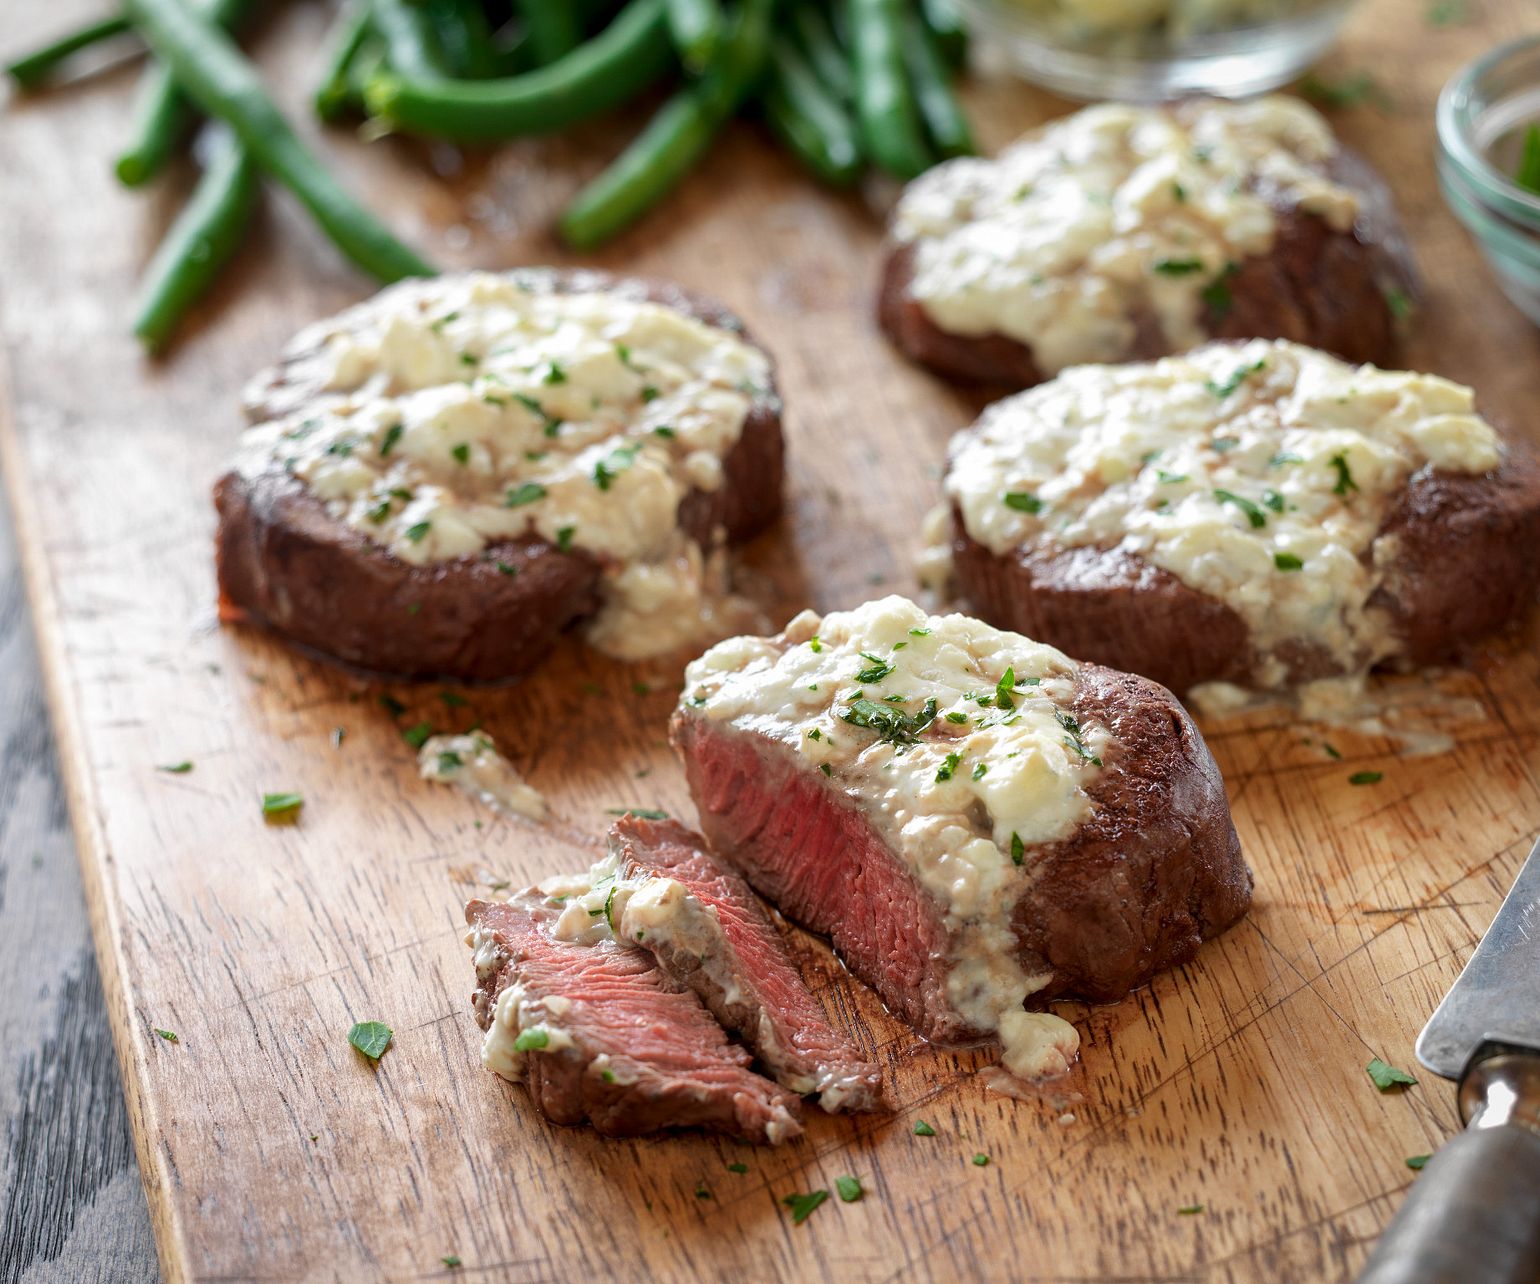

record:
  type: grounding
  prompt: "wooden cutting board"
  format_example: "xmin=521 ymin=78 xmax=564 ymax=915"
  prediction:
xmin=2 ymin=2 xmax=1537 ymax=1279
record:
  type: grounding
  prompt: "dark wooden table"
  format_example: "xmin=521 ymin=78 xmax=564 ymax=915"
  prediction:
xmin=0 ymin=480 xmax=156 ymax=1283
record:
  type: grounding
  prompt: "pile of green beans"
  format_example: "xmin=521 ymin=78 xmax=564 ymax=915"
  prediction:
xmin=4 ymin=0 xmax=972 ymax=343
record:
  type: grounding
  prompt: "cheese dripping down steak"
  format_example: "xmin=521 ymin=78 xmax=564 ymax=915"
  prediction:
xmin=215 ymin=268 xmax=784 ymax=682
xmin=933 ymin=339 xmax=1540 ymax=697
xmin=465 ymin=891 xmax=802 ymax=1144
xmin=879 ymin=96 xmax=1414 ymax=388
xmin=608 ymin=813 xmax=883 ymax=1112
xmin=671 ymin=596 xmax=1250 ymax=1077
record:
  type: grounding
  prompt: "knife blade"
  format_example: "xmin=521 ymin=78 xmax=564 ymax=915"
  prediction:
xmin=1357 ymin=834 xmax=1540 ymax=1284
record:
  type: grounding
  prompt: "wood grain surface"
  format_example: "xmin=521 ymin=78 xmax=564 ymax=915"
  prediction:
xmin=2 ymin=2 xmax=1538 ymax=1280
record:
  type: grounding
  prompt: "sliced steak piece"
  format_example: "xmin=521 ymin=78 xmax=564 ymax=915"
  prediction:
xmin=608 ymin=814 xmax=883 ymax=1112
xmin=217 ymin=268 xmax=785 ymax=682
xmin=465 ymin=892 xmax=802 ymax=1144
xmin=670 ymin=597 xmax=1249 ymax=1065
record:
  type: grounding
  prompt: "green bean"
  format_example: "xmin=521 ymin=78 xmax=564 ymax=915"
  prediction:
xmin=123 ymin=0 xmax=434 ymax=282
xmin=762 ymin=36 xmax=861 ymax=187
xmin=848 ymin=0 xmax=932 ymax=180
xmin=919 ymin=0 xmax=968 ymax=69
xmin=902 ymin=9 xmax=973 ymax=159
xmin=516 ymin=0 xmax=582 ymax=65
xmin=371 ymin=0 xmax=450 ymax=80
xmin=789 ymin=4 xmax=853 ymax=104
xmin=133 ymin=127 xmax=259 ymax=352
xmin=365 ymin=0 xmax=674 ymax=142
xmin=315 ymin=0 xmax=375 ymax=122
xmin=6 ymin=17 xmax=133 ymax=89
xmin=427 ymin=0 xmax=496 ymax=79
xmin=559 ymin=0 xmax=772 ymax=249
xmin=115 ymin=0 xmax=251 ymax=188
xmin=664 ymin=0 xmax=722 ymax=72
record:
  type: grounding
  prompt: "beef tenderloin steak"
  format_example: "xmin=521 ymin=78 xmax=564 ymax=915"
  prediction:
xmin=216 ymin=268 xmax=785 ymax=682
xmin=937 ymin=339 xmax=1540 ymax=696
xmin=671 ymin=596 xmax=1249 ymax=1077
xmin=879 ymin=96 xmax=1414 ymax=388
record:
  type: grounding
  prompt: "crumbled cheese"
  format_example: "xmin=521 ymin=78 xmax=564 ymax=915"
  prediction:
xmin=942 ymin=340 xmax=1502 ymax=691
xmin=891 ymin=98 xmax=1359 ymax=374
xmin=237 ymin=271 xmax=772 ymax=658
xmin=683 ymin=595 xmax=1098 ymax=1077
xmin=419 ymin=732 xmax=547 ymax=821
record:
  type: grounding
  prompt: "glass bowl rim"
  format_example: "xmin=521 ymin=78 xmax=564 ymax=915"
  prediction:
xmin=1435 ymin=33 xmax=1540 ymax=226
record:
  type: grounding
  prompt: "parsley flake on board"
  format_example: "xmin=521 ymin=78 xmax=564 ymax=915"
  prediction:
xmin=913 ymin=1120 xmax=937 ymax=1136
xmin=1366 ymin=1057 xmax=1417 ymax=1090
xmin=1349 ymin=770 xmax=1384 ymax=786
xmin=972 ymin=1153 xmax=990 ymax=1167
xmin=505 ymin=481 xmax=546 ymax=507
xmin=727 ymin=1162 xmax=749 ymax=1174
xmin=348 ymin=1021 xmax=392 ymax=1060
xmin=261 ymin=792 xmax=303 ymax=819
xmin=157 ymin=761 xmax=193 ymax=774
xmin=782 ymin=1191 xmax=829 ymax=1224
xmin=153 ymin=1028 xmax=178 ymax=1043
xmin=403 ymin=721 xmax=434 ymax=750
xmin=1177 ymin=1204 xmax=1204 ymax=1215
xmin=836 ymin=1176 xmax=864 ymax=1202
xmin=1406 ymin=1154 xmax=1431 ymax=1170
xmin=442 ymin=1255 xmax=462 ymax=1269
xmin=1003 ymin=491 xmax=1044 ymax=514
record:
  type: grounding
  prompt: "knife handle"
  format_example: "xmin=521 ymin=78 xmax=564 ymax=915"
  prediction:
xmin=1357 ymin=1049 xmax=1540 ymax=1284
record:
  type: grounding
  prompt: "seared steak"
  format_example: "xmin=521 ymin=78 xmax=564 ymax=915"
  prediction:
xmin=465 ymin=892 xmax=802 ymax=1143
xmin=609 ymin=814 xmax=883 ymax=1111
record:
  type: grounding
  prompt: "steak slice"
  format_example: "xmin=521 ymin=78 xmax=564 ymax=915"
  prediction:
xmin=670 ymin=600 xmax=1249 ymax=1051
xmin=465 ymin=892 xmax=802 ymax=1143
xmin=216 ymin=268 xmax=785 ymax=683
xmin=608 ymin=814 xmax=883 ymax=1112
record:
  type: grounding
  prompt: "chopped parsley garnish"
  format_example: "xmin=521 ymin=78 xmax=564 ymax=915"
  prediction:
xmin=512 ymin=392 xmax=562 ymax=436
xmin=972 ymin=1153 xmax=990 ymax=1167
xmin=1331 ymin=453 xmax=1359 ymax=497
xmin=1010 ymin=832 xmax=1025 ymax=866
xmin=809 ymin=635 xmax=823 ymax=653
xmin=971 ymin=762 xmax=988 ymax=781
xmin=996 ymin=666 xmax=1020 ymax=709
xmin=459 ymin=352 xmax=478 ymax=367
xmin=1172 ymin=181 xmax=1186 ymax=202
xmin=1274 ymin=552 xmax=1304 ymax=571
xmin=1516 ymin=125 xmax=1540 ymax=195
xmin=543 ymin=361 xmax=567 ymax=384
xmin=842 ymin=696 xmax=938 ymax=749
xmin=913 ymin=1120 xmax=936 ymax=1136
xmin=727 ymin=1162 xmax=749 ymax=1174
xmin=909 ymin=626 xmax=931 ymax=636
xmin=1177 ymin=1204 xmax=1204 ymax=1215
xmin=405 ymin=521 xmax=431 ymax=544
xmin=366 ymin=499 xmax=393 ymax=524
xmin=604 ymin=807 xmax=670 ymax=820
xmin=819 ymin=763 xmax=832 ymax=776
xmin=1385 ymin=286 xmax=1413 ymax=319
xmin=379 ymin=694 xmax=406 ymax=716
xmin=157 ymin=761 xmax=193 ymax=774
xmin=261 ymin=792 xmax=303 ymax=819
xmin=640 ymin=384 xmax=660 ymax=402
xmin=1406 ymin=1154 xmax=1431 ymax=1170
xmin=1003 ymin=491 xmax=1044 ymax=514
xmin=694 ymin=1184 xmax=712 ymax=1200
xmin=348 ymin=1020 xmax=392 ymax=1060
xmin=603 ymin=885 xmax=618 ymax=932
xmin=430 ymin=310 xmax=459 ymax=332
xmin=555 ymin=526 xmax=575 ymax=552
xmin=325 ymin=439 xmax=354 ymax=458
xmin=855 ymin=652 xmax=895 ymax=684
xmin=1366 ymin=1057 xmax=1416 ymax=1090
xmin=835 ymin=1176 xmax=864 ymax=1203
xmin=512 ymin=1028 xmax=549 ymax=1052
xmin=945 ymin=711 xmax=968 ymax=724
xmin=653 ymin=425 xmax=676 ymax=438
xmin=808 ymin=728 xmax=822 ymax=741
xmin=378 ymin=423 xmax=404 ymax=456
xmin=495 ymin=560 xmax=517 ymax=576
xmin=1322 ymin=742 xmax=1342 ymax=759
xmin=1055 ymin=710 xmax=1102 ymax=766
xmin=1214 ymin=489 xmax=1267 ymax=529
xmin=1262 ymin=489 xmax=1285 ymax=513
xmin=1270 ymin=451 xmax=1304 ymax=467
xmin=1153 ymin=257 xmax=1204 ymax=276
xmin=592 ymin=443 xmax=639 ymax=491
xmin=1349 ymin=770 xmax=1384 ymax=786
xmin=505 ymin=481 xmax=546 ymax=507
xmin=451 ymin=443 xmax=470 ymax=465
xmin=403 ymin=721 xmax=433 ymax=750
xmin=154 ymin=1028 xmax=178 ymax=1043
xmin=436 ymin=750 xmax=463 ymax=773
xmin=1200 ymin=262 xmax=1238 ymax=317
xmin=782 ymin=1191 xmax=828 ymax=1225
xmin=1205 ymin=357 xmax=1266 ymax=399
xmin=936 ymin=751 xmax=961 ymax=782
xmin=615 ymin=342 xmax=637 ymax=369
xmin=1156 ymin=470 xmax=1188 ymax=484
xmin=442 ymin=1256 xmax=462 ymax=1269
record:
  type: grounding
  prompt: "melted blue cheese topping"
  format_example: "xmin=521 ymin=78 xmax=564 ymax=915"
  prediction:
xmin=683 ymin=596 xmax=1097 ymax=1076
xmin=235 ymin=272 xmax=772 ymax=659
xmin=891 ymin=97 xmax=1359 ymax=374
xmin=944 ymin=340 xmax=1502 ymax=691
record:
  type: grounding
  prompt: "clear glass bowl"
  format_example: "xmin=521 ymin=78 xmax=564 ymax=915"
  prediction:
xmin=958 ymin=0 xmax=1359 ymax=101
xmin=1436 ymin=35 xmax=1540 ymax=327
